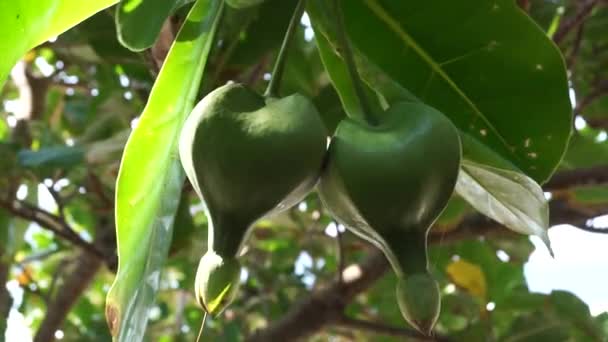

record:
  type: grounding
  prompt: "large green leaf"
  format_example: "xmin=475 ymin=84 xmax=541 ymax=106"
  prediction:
xmin=0 ymin=0 xmax=118 ymax=87
xmin=339 ymin=0 xmax=571 ymax=184
xmin=105 ymin=1 xmax=223 ymax=341
xmin=455 ymin=160 xmax=551 ymax=251
xmin=116 ymin=0 xmax=192 ymax=51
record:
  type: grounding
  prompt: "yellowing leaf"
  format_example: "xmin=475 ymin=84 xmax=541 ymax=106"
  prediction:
xmin=446 ymin=260 xmax=487 ymax=300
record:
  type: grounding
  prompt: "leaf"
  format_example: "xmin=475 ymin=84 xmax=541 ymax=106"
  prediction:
xmin=105 ymin=1 xmax=223 ymax=340
xmin=312 ymin=23 xmax=363 ymax=121
xmin=455 ymin=160 xmax=552 ymax=253
xmin=18 ymin=146 xmax=84 ymax=169
xmin=560 ymin=128 xmax=608 ymax=170
xmin=0 ymin=0 xmax=118 ymax=87
xmin=337 ymin=0 xmax=571 ymax=183
xmin=116 ymin=0 xmax=192 ymax=51
xmin=433 ymin=196 xmax=470 ymax=232
xmin=446 ymin=259 xmax=487 ymax=300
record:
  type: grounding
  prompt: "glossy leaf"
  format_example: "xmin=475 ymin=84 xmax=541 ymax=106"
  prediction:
xmin=0 ymin=0 xmax=118 ymax=87
xmin=105 ymin=1 xmax=223 ymax=340
xmin=312 ymin=23 xmax=362 ymax=121
xmin=338 ymin=0 xmax=571 ymax=183
xmin=455 ymin=160 xmax=552 ymax=252
xmin=116 ymin=0 xmax=192 ymax=51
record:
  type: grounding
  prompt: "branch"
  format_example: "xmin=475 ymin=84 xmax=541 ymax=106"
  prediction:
xmin=553 ymin=0 xmax=600 ymax=44
xmin=0 ymin=260 xmax=12 ymax=338
xmin=567 ymin=21 xmax=586 ymax=69
xmin=543 ymin=165 xmax=608 ymax=191
xmin=33 ymin=249 xmax=102 ymax=342
xmin=575 ymin=79 xmax=608 ymax=114
xmin=245 ymin=250 xmax=389 ymax=342
xmin=336 ymin=228 xmax=346 ymax=285
xmin=586 ymin=117 xmax=608 ymax=130
xmin=0 ymin=198 xmax=105 ymax=259
xmin=33 ymin=221 xmax=115 ymax=342
xmin=516 ymin=0 xmax=530 ymax=13
xmin=336 ymin=316 xmax=444 ymax=341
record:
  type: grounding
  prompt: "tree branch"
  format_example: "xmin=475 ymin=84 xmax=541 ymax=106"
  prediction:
xmin=543 ymin=165 xmax=608 ymax=191
xmin=335 ymin=316 xmax=444 ymax=341
xmin=567 ymin=21 xmax=586 ymax=69
xmin=553 ymin=0 xmax=601 ymax=44
xmin=245 ymin=250 xmax=389 ymax=342
xmin=575 ymin=79 xmax=608 ymax=114
xmin=33 ymin=220 xmax=115 ymax=342
xmin=586 ymin=117 xmax=608 ymax=130
xmin=0 ymin=259 xmax=12 ymax=338
xmin=33 ymin=249 xmax=102 ymax=342
xmin=0 ymin=198 xmax=105 ymax=259
xmin=516 ymin=0 xmax=530 ymax=13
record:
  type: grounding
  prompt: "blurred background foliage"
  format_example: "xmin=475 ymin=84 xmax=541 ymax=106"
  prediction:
xmin=1 ymin=0 xmax=608 ymax=341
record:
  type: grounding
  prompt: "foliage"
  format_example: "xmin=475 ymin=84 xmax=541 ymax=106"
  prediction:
xmin=1 ymin=0 xmax=607 ymax=341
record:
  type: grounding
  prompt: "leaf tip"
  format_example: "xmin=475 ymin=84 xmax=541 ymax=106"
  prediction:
xmin=539 ymin=231 xmax=554 ymax=258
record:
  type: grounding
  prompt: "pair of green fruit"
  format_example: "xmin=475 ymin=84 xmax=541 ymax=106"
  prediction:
xmin=178 ymin=82 xmax=461 ymax=334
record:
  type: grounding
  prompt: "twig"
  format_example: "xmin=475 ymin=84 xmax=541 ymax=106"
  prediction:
xmin=567 ymin=21 xmax=586 ymax=69
xmin=47 ymin=259 xmax=71 ymax=300
xmin=45 ymin=185 xmax=66 ymax=220
xmin=586 ymin=117 xmax=608 ymax=130
xmin=246 ymin=250 xmax=388 ymax=342
xmin=336 ymin=315 xmax=444 ymax=341
xmin=516 ymin=0 xmax=530 ymax=13
xmin=244 ymin=55 xmax=271 ymax=87
xmin=543 ymin=165 xmax=608 ymax=191
xmin=33 ymin=249 xmax=102 ymax=342
xmin=574 ymin=79 xmax=608 ymax=114
xmin=336 ymin=228 xmax=346 ymax=286
xmin=0 ymin=198 xmax=105 ymax=259
xmin=15 ymin=249 xmax=61 ymax=267
xmin=87 ymin=172 xmax=113 ymax=210
xmin=553 ymin=0 xmax=600 ymax=44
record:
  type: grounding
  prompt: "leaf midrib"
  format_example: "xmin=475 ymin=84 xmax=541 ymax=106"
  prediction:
xmin=363 ymin=0 xmax=513 ymax=153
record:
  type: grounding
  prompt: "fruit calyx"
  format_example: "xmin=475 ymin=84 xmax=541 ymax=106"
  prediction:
xmin=194 ymin=251 xmax=241 ymax=315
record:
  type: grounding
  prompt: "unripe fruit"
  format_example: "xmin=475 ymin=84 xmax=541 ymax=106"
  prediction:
xmin=179 ymin=83 xmax=327 ymax=314
xmin=318 ymin=101 xmax=461 ymax=334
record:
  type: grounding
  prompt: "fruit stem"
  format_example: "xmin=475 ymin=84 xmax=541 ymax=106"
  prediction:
xmin=333 ymin=0 xmax=377 ymax=126
xmin=196 ymin=312 xmax=207 ymax=342
xmin=265 ymin=0 xmax=306 ymax=97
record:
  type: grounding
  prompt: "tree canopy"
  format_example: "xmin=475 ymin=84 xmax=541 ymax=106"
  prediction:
xmin=1 ymin=0 xmax=608 ymax=341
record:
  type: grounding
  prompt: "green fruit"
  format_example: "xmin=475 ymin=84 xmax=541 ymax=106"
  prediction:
xmin=318 ymin=101 xmax=461 ymax=334
xmin=225 ymin=0 xmax=265 ymax=9
xmin=179 ymin=83 xmax=327 ymax=314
